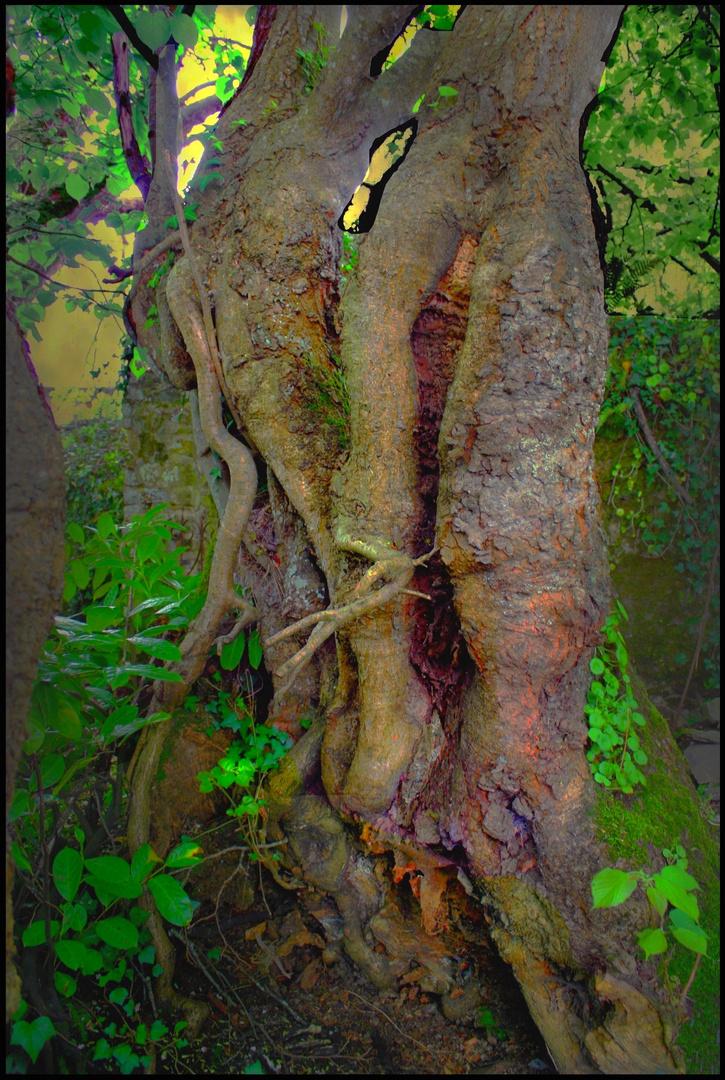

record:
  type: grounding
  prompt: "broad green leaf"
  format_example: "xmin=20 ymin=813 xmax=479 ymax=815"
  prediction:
xmin=54 ymin=970 xmax=77 ymax=997
xmin=637 ymin=925 xmax=668 ymax=959
xmin=591 ymin=867 xmax=639 ymax=908
xmin=127 ymin=636 xmax=182 ymax=662
xmin=247 ymin=629 xmax=263 ymax=669
xmin=85 ymin=873 xmax=143 ymax=901
xmin=652 ymin=872 xmax=699 ymax=921
xmin=169 ymin=12 xmax=198 ymax=49
xmin=165 ymin=841 xmax=203 ymax=868
xmin=96 ymin=512 xmax=117 ymax=540
xmin=53 ymin=846 xmax=83 ymax=902
xmin=646 ymin=886 xmax=668 ymax=918
xmin=659 ymin=864 xmax=700 ymax=893
xmin=147 ymin=873 xmax=195 ymax=926
xmin=220 ymin=631 xmax=246 ymax=670
xmin=61 ymin=901 xmax=87 ymax=933
xmin=65 ymin=172 xmax=90 ymax=202
xmin=22 ymin=920 xmax=60 ymax=946
xmin=85 ymin=606 xmax=120 ymax=632
xmin=11 ymin=1016 xmax=55 ymax=1065
xmin=589 ymin=657 xmax=605 ymax=674
xmin=67 ymin=522 xmax=85 ymax=545
xmin=135 ymin=10 xmax=171 ymax=52
xmin=438 ymin=85 xmax=458 ymax=97
xmin=54 ymin=938 xmax=90 ymax=971
xmin=96 ymin=916 xmax=139 ymax=950
xmin=131 ymin=843 xmax=163 ymax=882
xmin=669 ymin=909 xmax=708 ymax=954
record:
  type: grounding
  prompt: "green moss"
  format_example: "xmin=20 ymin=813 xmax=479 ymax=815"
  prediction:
xmin=138 ymin=429 xmax=168 ymax=464
xmin=592 ymin=667 xmax=720 ymax=1074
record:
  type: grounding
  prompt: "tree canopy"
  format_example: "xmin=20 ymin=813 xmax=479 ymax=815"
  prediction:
xmin=6 ymin=3 xmax=720 ymax=350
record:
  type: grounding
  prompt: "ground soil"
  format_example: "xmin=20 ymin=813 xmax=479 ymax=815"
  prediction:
xmin=161 ymin=868 xmax=557 ymax=1076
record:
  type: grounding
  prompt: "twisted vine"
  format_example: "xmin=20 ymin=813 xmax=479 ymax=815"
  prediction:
xmin=124 ymin=154 xmax=258 ymax=1033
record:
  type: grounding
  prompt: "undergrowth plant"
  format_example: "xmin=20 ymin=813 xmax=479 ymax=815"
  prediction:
xmin=598 ymin=317 xmax=720 ymax=691
xmin=586 ymin=600 xmax=648 ymax=793
xmin=592 ymin=843 xmax=708 ymax=1002
xmin=8 ymin=503 xmax=287 ymax=1073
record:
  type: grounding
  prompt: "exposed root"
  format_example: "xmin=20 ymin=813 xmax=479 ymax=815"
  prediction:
xmin=125 ymin=155 xmax=259 ymax=1031
xmin=265 ymin=547 xmax=438 ymax=693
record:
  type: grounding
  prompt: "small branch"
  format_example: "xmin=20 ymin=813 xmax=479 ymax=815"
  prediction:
xmin=266 ymin=546 xmax=439 ymax=692
xmin=631 ymin=389 xmax=693 ymax=506
xmin=680 ymin=952 xmax=702 ymax=1005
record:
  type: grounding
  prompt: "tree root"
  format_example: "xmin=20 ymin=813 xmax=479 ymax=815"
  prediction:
xmin=264 ymin=547 xmax=437 ymax=693
xmin=125 ymin=156 xmax=260 ymax=1033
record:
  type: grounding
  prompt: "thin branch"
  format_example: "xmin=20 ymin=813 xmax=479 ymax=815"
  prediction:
xmin=631 ymin=389 xmax=693 ymax=506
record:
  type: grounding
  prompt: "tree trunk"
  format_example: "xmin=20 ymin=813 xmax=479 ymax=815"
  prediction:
xmin=126 ymin=6 xmax=717 ymax=1071
xmin=6 ymin=302 xmax=66 ymax=1019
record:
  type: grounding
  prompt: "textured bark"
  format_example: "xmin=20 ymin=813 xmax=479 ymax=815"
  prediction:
xmin=123 ymin=6 xmax=711 ymax=1072
xmin=6 ymin=303 xmax=66 ymax=1020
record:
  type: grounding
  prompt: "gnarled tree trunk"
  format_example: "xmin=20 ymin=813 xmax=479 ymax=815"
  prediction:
xmin=125 ymin=6 xmax=717 ymax=1071
xmin=6 ymin=302 xmax=66 ymax=1020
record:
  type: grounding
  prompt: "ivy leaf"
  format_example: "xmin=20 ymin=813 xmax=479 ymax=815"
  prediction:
xmin=11 ymin=1016 xmax=55 ymax=1065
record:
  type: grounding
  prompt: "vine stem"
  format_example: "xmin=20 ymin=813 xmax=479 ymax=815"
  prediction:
xmin=680 ymin=952 xmax=702 ymax=1005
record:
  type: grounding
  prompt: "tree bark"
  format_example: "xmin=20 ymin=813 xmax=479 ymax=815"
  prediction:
xmin=124 ymin=6 xmax=716 ymax=1071
xmin=6 ymin=302 xmax=66 ymax=1020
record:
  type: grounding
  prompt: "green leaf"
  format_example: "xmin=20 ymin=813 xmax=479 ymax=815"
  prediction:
xmin=127 ymin=635 xmax=182 ymax=662
xmin=105 ymin=663 xmax=183 ymax=685
xmin=165 ymin=841 xmax=203 ymax=868
xmin=669 ymin=909 xmax=708 ymax=954
xmin=637 ymin=925 xmax=668 ymax=959
xmin=131 ymin=843 xmax=164 ymax=882
xmin=23 ymin=920 xmax=60 ymax=946
xmin=135 ymin=10 xmax=171 ymax=52
xmin=54 ymin=970 xmax=78 ymax=997
xmin=55 ymin=938 xmax=91 ymax=971
xmin=85 ymin=606 xmax=120 ymax=632
xmin=169 ymin=12 xmax=198 ymax=49
xmin=220 ymin=631 xmax=246 ymax=671
xmin=589 ymin=657 xmax=605 ymax=674
xmin=96 ymin=916 xmax=139 ymax=950
xmin=67 ymin=522 xmax=85 ymax=545
xmin=147 ymin=873 xmax=196 ymax=926
xmin=652 ymin=871 xmax=699 ymax=921
xmin=591 ymin=867 xmax=639 ymax=908
xmin=97 ymin=512 xmax=117 ymax=540
xmin=11 ymin=1016 xmax=55 ymax=1065
xmin=53 ymin=846 xmax=83 ymax=902
xmin=247 ymin=629 xmax=263 ymax=670
xmin=646 ymin=886 xmax=668 ymax=918
xmin=65 ymin=172 xmax=90 ymax=202
xmin=659 ymin=864 xmax=700 ymax=893
xmin=438 ymin=85 xmax=458 ymax=97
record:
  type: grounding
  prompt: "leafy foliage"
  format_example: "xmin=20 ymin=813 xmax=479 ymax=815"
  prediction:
xmin=584 ymin=5 xmax=720 ymax=317
xmin=599 ymin=317 xmax=719 ymax=689
xmin=592 ymin=844 xmax=708 ymax=991
xmin=62 ymin=419 xmax=131 ymax=540
xmin=8 ymin=501 xmax=286 ymax=1071
xmin=586 ymin=601 xmax=649 ymax=793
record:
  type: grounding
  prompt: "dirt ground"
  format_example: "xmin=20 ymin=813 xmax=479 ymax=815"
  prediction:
xmin=153 ymin=864 xmax=557 ymax=1076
